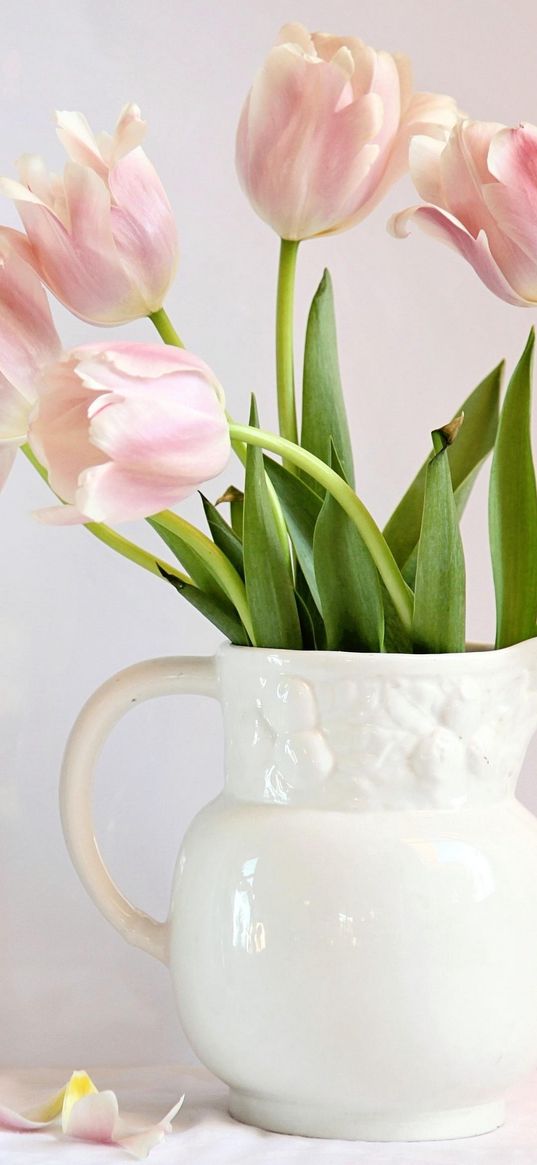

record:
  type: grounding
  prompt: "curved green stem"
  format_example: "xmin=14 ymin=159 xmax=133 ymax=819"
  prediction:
xmin=276 ymin=239 xmax=299 ymax=458
xmin=228 ymin=424 xmax=414 ymax=633
xmin=153 ymin=508 xmax=256 ymax=644
xmin=149 ymin=307 xmax=185 ymax=348
xmin=21 ymin=443 xmax=190 ymax=586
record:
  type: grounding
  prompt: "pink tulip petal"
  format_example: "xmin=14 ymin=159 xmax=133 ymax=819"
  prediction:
xmin=34 ymin=503 xmax=91 ymax=524
xmin=0 ymin=375 xmax=32 ymax=439
xmin=390 ymin=203 xmax=530 ymax=305
xmin=0 ymin=235 xmax=60 ymax=397
xmin=75 ymin=461 xmax=207 ymax=524
xmin=409 ymin=133 xmax=447 ymax=205
xmin=56 ymin=110 xmax=108 ymax=178
xmin=108 ymin=149 xmax=178 ymax=310
xmin=63 ymin=1090 xmax=118 ymax=1142
xmin=111 ymin=103 xmax=147 ymax=164
xmin=0 ymin=1103 xmax=55 ymax=1131
xmin=0 ymin=1083 xmax=66 ymax=1130
xmin=87 ymin=387 xmax=230 ymax=481
xmin=73 ymin=342 xmax=221 ymax=393
xmin=115 ymin=1096 xmax=184 ymax=1161
xmin=0 ymin=444 xmax=17 ymax=490
xmin=29 ymin=363 xmax=107 ymax=502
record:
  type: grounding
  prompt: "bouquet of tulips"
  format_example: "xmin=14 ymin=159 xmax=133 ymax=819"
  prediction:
xmin=2 ymin=22 xmax=537 ymax=655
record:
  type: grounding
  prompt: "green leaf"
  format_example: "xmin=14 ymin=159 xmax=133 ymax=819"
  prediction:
xmin=243 ymin=397 xmax=302 ymax=649
xmin=158 ymin=566 xmax=249 ymax=645
xmin=313 ymin=443 xmax=384 ymax=652
xmin=301 ymin=269 xmax=355 ymax=495
xmin=384 ymin=362 xmax=503 ymax=578
xmin=148 ymin=516 xmax=229 ymax=602
xmin=412 ymin=420 xmax=466 ymax=653
xmin=200 ymin=494 xmax=244 ymax=578
xmin=489 ymin=329 xmax=537 ymax=648
xmin=263 ymin=456 xmax=322 ymax=610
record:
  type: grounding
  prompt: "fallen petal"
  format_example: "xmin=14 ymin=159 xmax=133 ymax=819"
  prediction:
xmin=64 ymin=1090 xmax=119 ymax=1143
xmin=0 ymin=1084 xmax=66 ymax=1130
xmin=115 ymin=1096 xmax=185 ymax=1161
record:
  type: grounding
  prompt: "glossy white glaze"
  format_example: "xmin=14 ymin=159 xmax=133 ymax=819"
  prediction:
xmin=60 ymin=640 xmax=537 ymax=1141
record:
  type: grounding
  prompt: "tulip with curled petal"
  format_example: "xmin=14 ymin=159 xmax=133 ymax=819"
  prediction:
xmin=0 ymin=104 xmax=178 ymax=324
xmin=236 ymin=22 xmax=459 ymax=241
xmin=390 ymin=118 xmax=537 ymax=306
xmin=29 ymin=343 xmax=231 ymax=524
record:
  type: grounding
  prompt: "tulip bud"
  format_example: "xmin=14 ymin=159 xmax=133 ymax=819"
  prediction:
xmin=236 ymin=22 xmax=459 ymax=240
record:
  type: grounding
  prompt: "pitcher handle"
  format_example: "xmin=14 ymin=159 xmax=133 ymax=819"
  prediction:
xmin=59 ymin=655 xmax=219 ymax=966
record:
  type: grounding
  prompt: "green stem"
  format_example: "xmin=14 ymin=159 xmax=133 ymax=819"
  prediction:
xmin=276 ymin=239 xmax=299 ymax=456
xmin=229 ymin=424 xmax=414 ymax=633
xmin=149 ymin=307 xmax=185 ymax=348
xmin=21 ymin=443 xmax=191 ymax=586
xmin=153 ymin=508 xmax=256 ymax=644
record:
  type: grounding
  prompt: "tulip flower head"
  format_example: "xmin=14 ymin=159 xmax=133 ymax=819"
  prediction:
xmin=0 ymin=104 xmax=178 ymax=325
xmin=29 ymin=343 xmax=231 ymax=524
xmin=236 ymin=22 xmax=459 ymax=241
xmin=390 ymin=119 xmax=537 ymax=306
xmin=0 ymin=232 xmax=60 ymax=489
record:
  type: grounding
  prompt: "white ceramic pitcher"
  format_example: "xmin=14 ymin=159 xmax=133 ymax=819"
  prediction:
xmin=60 ymin=640 xmax=537 ymax=1142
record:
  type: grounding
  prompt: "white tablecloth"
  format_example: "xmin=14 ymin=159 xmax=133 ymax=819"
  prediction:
xmin=0 ymin=1065 xmax=536 ymax=1163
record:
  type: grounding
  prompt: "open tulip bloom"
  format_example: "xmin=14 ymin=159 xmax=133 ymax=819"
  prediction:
xmin=2 ymin=21 xmax=537 ymax=657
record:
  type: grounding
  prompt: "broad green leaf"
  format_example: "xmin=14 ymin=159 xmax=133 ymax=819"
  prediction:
xmin=294 ymin=588 xmax=317 ymax=650
xmin=384 ymin=362 xmax=503 ymax=577
xmin=243 ymin=397 xmax=302 ymax=649
xmin=200 ymin=494 xmax=244 ymax=578
xmin=412 ymin=420 xmax=466 ymax=653
xmin=489 ymin=329 xmax=537 ymax=648
xmin=263 ymin=456 xmax=322 ymax=610
xmin=301 ymin=269 xmax=355 ymax=495
xmin=148 ymin=516 xmax=229 ymax=603
xmin=158 ymin=566 xmax=249 ymax=645
xmin=313 ymin=444 xmax=384 ymax=652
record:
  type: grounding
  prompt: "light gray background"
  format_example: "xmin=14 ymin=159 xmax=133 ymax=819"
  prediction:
xmin=2 ymin=0 xmax=537 ymax=1068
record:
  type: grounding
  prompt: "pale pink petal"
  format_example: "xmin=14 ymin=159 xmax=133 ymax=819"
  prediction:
xmin=108 ymin=149 xmax=178 ymax=310
xmin=111 ymin=103 xmax=147 ymax=164
xmin=29 ymin=363 xmax=106 ymax=501
xmin=35 ymin=503 xmax=91 ymax=524
xmin=276 ymin=22 xmax=315 ymax=53
xmin=0 ymin=1104 xmax=51 ymax=1130
xmin=0 ymin=444 xmax=17 ymax=490
xmin=55 ymin=110 xmax=108 ymax=178
xmin=0 ymin=1084 xmax=66 ymax=1129
xmin=87 ymin=387 xmax=230 ymax=480
xmin=390 ymin=203 xmax=531 ymax=304
xmin=75 ymin=462 xmax=198 ymax=523
xmin=73 ymin=343 xmax=219 ymax=391
xmin=0 ymin=236 xmax=60 ymax=396
xmin=0 ymin=375 xmax=33 ymax=439
xmin=487 ymin=122 xmax=537 ymax=195
xmin=63 ymin=1091 xmax=118 ymax=1142
xmin=409 ymin=133 xmax=447 ymax=205
xmin=115 ymin=1097 xmax=185 ymax=1161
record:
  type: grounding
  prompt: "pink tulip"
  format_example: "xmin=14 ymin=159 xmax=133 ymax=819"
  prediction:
xmin=390 ymin=119 xmax=537 ymax=305
xmin=0 ymin=104 xmax=178 ymax=325
xmin=0 ymin=232 xmax=61 ymax=487
xmin=236 ymin=22 xmax=458 ymax=241
xmin=29 ymin=343 xmax=230 ymax=524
